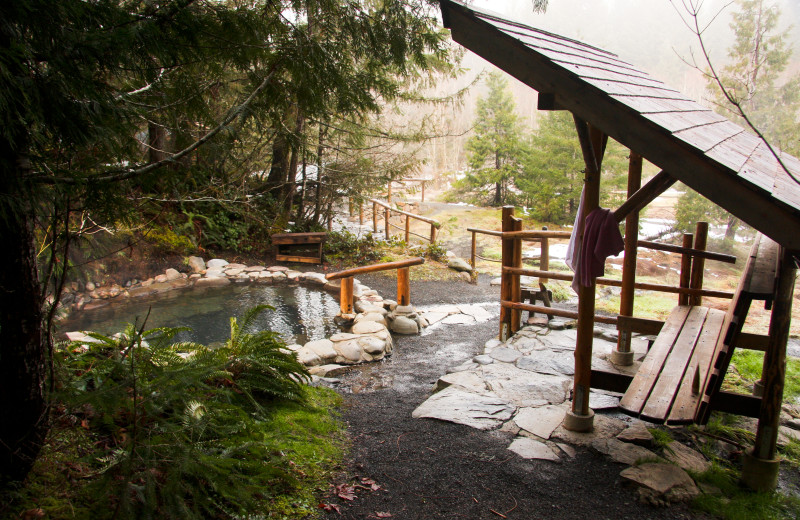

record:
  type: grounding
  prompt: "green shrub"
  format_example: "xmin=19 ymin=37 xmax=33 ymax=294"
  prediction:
xmin=324 ymin=230 xmax=387 ymax=265
xmin=37 ymin=306 xmax=318 ymax=519
xmin=144 ymin=225 xmax=196 ymax=255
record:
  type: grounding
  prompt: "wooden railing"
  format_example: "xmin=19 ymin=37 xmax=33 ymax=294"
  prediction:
xmin=496 ymin=207 xmax=737 ymax=339
xmin=467 ymin=226 xmax=571 ymax=269
xmin=325 ymin=257 xmax=425 ymax=314
xmin=368 ymin=199 xmax=440 ymax=244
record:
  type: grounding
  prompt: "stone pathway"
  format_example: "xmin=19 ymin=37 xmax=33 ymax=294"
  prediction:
xmin=411 ymin=320 xmax=800 ymax=504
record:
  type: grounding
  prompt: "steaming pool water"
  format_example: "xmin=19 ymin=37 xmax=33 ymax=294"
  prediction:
xmin=58 ymin=283 xmax=342 ymax=346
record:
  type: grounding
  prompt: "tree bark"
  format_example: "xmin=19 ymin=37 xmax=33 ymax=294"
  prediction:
xmin=0 ymin=144 xmax=48 ymax=484
xmin=725 ymin=215 xmax=739 ymax=241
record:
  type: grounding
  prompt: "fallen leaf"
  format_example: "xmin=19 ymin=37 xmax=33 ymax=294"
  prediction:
xmin=80 ymin=419 xmax=90 ymax=429
xmin=21 ymin=509 xmax=45 ymax=520
xmin=375 ymin=512 xmax=392 ymax=518
xmin=335 ymin=483 xmax=357 ymax=501
xmin=319 ymin=503 xmax=341 ymax=513
xmin=361 ymin=477 xmax=381 ymax=491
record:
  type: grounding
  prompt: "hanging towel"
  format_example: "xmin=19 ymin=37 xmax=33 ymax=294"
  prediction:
xmin=578 ymin=208 xmax=624 ymax=288
xmin=566 ymin=189 xmax=585 ymax=294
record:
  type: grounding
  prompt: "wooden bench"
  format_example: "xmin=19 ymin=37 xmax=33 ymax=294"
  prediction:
xmin=617 ymin=233 xmax=780 ymax=425
xmin=271 ymin=232 xmax=327 ymax=264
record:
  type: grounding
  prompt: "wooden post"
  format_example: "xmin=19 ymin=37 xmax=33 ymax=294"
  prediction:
xmin=678 ymin=233 xmax=694 ymax=306
xmin=373 ymin=203 xmax=378 ymax=234
xmin=430 ymin=224 xmax=437 ymax=244
xmin=327 ymin=215 xmax=332 ymax=231
xmin=566 ymin=117 xmax=605 ymax=432
xmin=540 ymin=227 xmax=550 ymax=273
xmin=384 ymin=208 xmax=390 ymax=239
xmin=499 ymin=206 xmax=516 ymax=340
xmin=348 ymin=198 xmax=354 ymax=217
xmin=340 ymin=276 xmax=354 ymax=315
xmin=421 ymin=181 xmax=426 ymax=202
xmin=405 ymin=214 xmax=410 ymax=243
xmin=511 ymin=216 xmax=523 ymax=333
xmin=742 ymin=247 xmax=795 ymax=491
xmin=471 ymin=231 xmax=477 ymax=268
xmin=614 ymin=151 xmax=642 ymax=364
xmin=397 ymin=267 xmax=410 ymax=306
xmin=689 ymin=222 xmax=708 ymax=305
xmin=387 ymin=182 xmax=392 ymax=205
xmin=359 ymin=202 xmax=364 ymax=226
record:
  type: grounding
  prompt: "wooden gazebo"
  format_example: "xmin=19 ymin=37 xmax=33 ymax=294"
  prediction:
xmin=439 ymin=0 xmax=799 ymax=490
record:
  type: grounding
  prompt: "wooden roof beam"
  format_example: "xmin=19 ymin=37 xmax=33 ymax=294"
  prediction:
xmin=538 ymin=93 xmax=566 ymax=111
xmin=614 ymin=170 xmax=677 ymax=223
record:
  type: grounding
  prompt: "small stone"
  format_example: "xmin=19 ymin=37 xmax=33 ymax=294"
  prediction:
xmin=620 ymin=463 xmax=700 ymax=504
xmin=244 ymin=265 xmax=265 ymax=272
xmin=490 ymin=277 xmax=502 ymax=286
xmin=204 ymin=269 xmax=225 ymax=278
xmin=225 ymin=263 xmax=247 ymax=270
xmin=663 ymin=442 xmax=711 ymax=474
xmin=267 ymin=265 xmax=289 ymax=272
xmin=484 ymin=338 xmax=502 ymax=351
xmin=508 ymin=437 xmax=560 ymax=461
xmin=85 ymin=281 xmax=96 ymax=291
xmin=473 ymin=355 xmax=494 ymax=365
xmin=308 ymin=364 xmax=349 ymax=377
xmin=591 ymin=438 xmax=661 ymax=465
xmin=458 ymin=271 xmax=472 ymax=282
xmin=394 ymin=304 xmax=415 ymax=314
xmin=164 ymin=268 xmax=181 ymax=281
xmin=206 ymin=259 xmax=229 ymax=269
xmin=302 ymin=272 xmax=327 ymax=285
xmin=556 ymin=443 xmax=576 ymax=458
xmin=354 ymin=312 xmax=387 ymax=326
xmin=225 ymin=268 xmax=244 ymax=276
xmin=154 ymin=274 xmax=168 ymax=283
xmin=616 ymin=422 xmax=654 ymax=447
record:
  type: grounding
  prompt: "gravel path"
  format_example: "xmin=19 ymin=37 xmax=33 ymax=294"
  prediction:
xmin=320 ymin=273 xmax=707 ymax=520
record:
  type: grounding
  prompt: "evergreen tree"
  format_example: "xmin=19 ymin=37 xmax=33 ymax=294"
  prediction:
xmin=458 ymin=72 xmax=525 ymax=206
xmin=517 ymin=112 xmax=627 ymax=224
xmin=0 ymin=0 xmax=453 ymax=483
xmin=677 ymin=0 xmax=800 ymax=238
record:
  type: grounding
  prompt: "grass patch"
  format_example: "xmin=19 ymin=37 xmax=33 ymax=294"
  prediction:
xmin=595 ymin=290 xmax=677 ymax=321
xmin=722 ymin=350 xmax=800 ymax=403
xmin=647 ymin=427 xmax=675 ymax=449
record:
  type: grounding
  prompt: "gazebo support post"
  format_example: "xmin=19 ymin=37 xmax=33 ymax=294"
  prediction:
xmin=742 ymin=247 xmax=795 ymax=491
xmin=612 ymin=151 xmax=642 ymax=365
xmin=565 ymin=117 xmax=606 ymax=432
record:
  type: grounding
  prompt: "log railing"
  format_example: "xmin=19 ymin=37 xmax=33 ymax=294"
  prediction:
xmin=468 ymin=227 xmax=571 ymax=269
xmin=325 ymin=257 xmax=425 ymax=314
xmin=497 ymin=207 xmax=737 ymax=339
xmin=368 ymin=198 xmax=440 ymax=244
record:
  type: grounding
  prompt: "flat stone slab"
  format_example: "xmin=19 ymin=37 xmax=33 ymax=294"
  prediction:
xmin=489 ymin=347 xmax=522 ymax=363
xmin=412 ymin=387 xmax=515 ymax=431
xmin=421 ymin=311 xmax=449 ymax=325
xmin=424 ymin=304 xmax=461 ymax=315
xmin=551 ymin=414 xmax=627 ymax=447
xmin=592 ymin=438 xmax=661 ymax=466
xmin=589 ymin=390 xmax=621 ymax=410
xmin=441 ymin=314 xmax=476 ymax=325
xmin=473 ymin=355 xmax=494 ymax=365
xmin=663 ymin=441 xmax=710 ymax=473
xmin=481 ymin=363 xmax=571 ymax=407
xmin=616 ymin=422 xmax=654 ymax=447
xmin=435 ymin=370 xmax=489 ymax=394
xmin=457 ymin=304 xmax=494 ymax=322
xmin=508 ymin=437 xmax=560 ymax=461
xmin=513 ymin=405 xmax=566 ymax=440
xmin=516 ymin=350 xmax=574 ymax=376
xmin=620 ymin=463 xmax=700 ymax=504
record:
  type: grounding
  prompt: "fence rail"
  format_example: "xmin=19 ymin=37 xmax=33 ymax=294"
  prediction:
xmin=325 ymin=257 xmax=425 ymax=314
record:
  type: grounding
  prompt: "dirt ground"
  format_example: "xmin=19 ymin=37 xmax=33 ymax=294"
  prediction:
xmin=319 ymin=273 xmax=710 ymax=520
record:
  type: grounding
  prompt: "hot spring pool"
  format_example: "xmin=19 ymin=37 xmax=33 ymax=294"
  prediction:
xmin=58 ymin=283 xmax=342 ymax=346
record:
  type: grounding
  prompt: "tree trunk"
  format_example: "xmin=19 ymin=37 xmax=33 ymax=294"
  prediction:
xmin=284 ymin=113 xmax=305 ymax=214
xmin=148 ymin=122 xmax=168 ymax=164
xmin=0 ymin=145 xmax=48 ymax=484
xmin=725 ymin=215 xmax=739 ymax=241
xmin=266 ymin=133 xmax=289 ymax=196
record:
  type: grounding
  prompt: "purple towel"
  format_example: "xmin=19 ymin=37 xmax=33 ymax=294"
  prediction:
xmin=578 ymin=208 xmax=624 ymax=287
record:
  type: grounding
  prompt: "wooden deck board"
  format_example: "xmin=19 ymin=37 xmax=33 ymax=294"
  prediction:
xmin=640 ymin=306 xmax=709 ymax=422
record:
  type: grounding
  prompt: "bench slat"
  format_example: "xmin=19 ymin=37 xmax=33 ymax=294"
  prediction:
xmin=640 ymin=306 xmax=710 ymax=422
xmin=667 ymin=308 xmax=726 ymax=423
xmin=619 ymin=306 xmax=691 ymax=416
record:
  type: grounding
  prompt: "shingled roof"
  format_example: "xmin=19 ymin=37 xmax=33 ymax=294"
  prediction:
xmin=439 ymin=0 xmax=800 ymax=251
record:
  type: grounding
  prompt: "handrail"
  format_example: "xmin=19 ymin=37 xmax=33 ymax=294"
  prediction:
xmin=326 ymin=257 xmax=425 ymax=280
xmin=637 ymin=240 xmax=736 ymax=263
xmin=369 ymin=198 xmax=440 ymax=226
xmin=501 ymin=230 xmax=573 ymax=240
xmin=467 ymin=227 xmax=503 ymax=237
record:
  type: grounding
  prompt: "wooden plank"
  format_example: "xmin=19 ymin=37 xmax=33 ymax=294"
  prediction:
xmin=500 ymin=300 xmax=618 ymax=325
xmin=642 ymin=110 xmax=726 ymax=133
xmin=705 ymin=132 xmax=762 ymax=173
xmin=641 ymin=306 xmax=710 ymax=422
xmin=325 ymin=257 xmax=424 ymax=280
xmin=617 ymin=315 xmax=664 ymax=336
xmin=275 ymin=254 xmax=320 ymax=264
xmin=614 ymin=170 xmax=676 ymax=222
xmin=590 ymin=369 xmax=633 ymax=393
xmin=744 ymin=234 xmax=779 ymax=300
xmin=619 ymin=305 xmax=691 ymax=415
xmin=637 ymin=240 xmax=736 ymax=263
xmin=667 ymin=308 xmax=726 ymax=423
xmin=710 ymin=391 xmax=762 ymax=418
xmin=673 ymin=121 xmax=745 ymax=153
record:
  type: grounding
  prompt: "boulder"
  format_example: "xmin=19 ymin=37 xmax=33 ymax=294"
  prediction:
xmin=359 ymin=336 xmax=386 ymax=355
xmin=206 ymin=258 xmax=229 ymax=269
xmin=351 ymin=320 xmax=386 ymax=335
xmin=354 ymin=312 xmax=387 ymax=326
xmin=164 ymin=268 xmax=181 ymax=281
xmin=187 ymin=256 xmax=206 ymax=273
xmin=489 ymin=347 xmax=522 ymax=364
xmin=389 ymin=315 xmax=419 ymax=334
xmin=447 ymin=257 xmax=473 ymax=273
xmin=193 ymin=276 xmax=232 ymax=289
xmin=333 ymin=340 xmax=363 ymax=364
xmin=302 ymin=272 xmax=328 ymax=285
xmin=244 ymin=265 xmax=265 ymax=272
xmin=296 ymin=346 xmax=322 ymax=366
xmin=304 ymin=339 xmax=337 ymax=363
xmin=267 ymin=265 xmax=289 ymax=272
